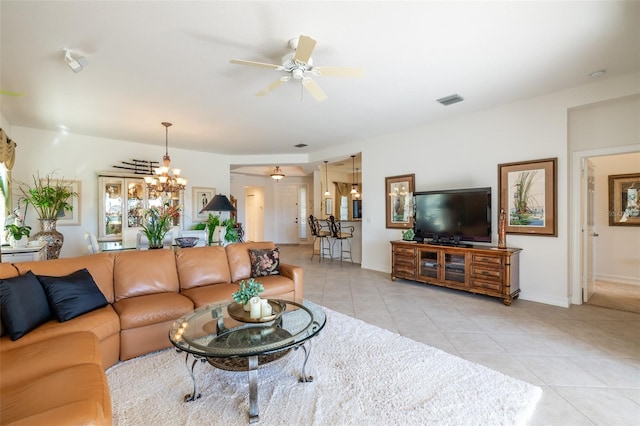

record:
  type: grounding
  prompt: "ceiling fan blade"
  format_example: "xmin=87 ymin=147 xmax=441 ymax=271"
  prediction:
xmin=313 ymin=67 xmax=364 ymax=78
xmin=294 ymin=35 xmax=316 ymax=64
xmin=256 ymin=77 xmax=289 ymax=97
xmin=230 ymin=59 xmax=282 ymax=70
xmin=302 ymin=78 xmax=327 ymax=102
xmin=0 ymin=89 xmax=25 ymax=96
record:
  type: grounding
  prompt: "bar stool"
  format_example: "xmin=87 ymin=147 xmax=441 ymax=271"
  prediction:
xmin=308 ymin=215 xmax=332 ymax=261
xmin=327 ymin=215 xmax=354 ymax=264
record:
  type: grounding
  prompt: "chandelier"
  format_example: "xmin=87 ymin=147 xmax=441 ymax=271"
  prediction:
xmin=144 ymin=122 xmax=187 ymax=195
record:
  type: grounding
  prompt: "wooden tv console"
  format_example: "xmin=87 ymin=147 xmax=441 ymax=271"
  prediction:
xmin=390 ymin=240 xmax=522 ymax=305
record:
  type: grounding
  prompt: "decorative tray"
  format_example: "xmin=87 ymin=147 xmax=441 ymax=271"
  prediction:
xmin=227 ymin=300 xmax=284 ymax=323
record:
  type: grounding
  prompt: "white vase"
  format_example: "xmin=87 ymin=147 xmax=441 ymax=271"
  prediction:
xmin=9 ymin=235 xmax=28 ymax=248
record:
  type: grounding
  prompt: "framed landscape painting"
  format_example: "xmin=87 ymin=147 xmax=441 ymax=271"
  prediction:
xmin=498 ymin=158 xmax=557 ymax=236
xmin=55 ymin=180 xmax=81 ymax=226
xmin=385 ymin=174 xmax=414 ymax=229
xmin=608 ymin=173 xmax=640 ymax=226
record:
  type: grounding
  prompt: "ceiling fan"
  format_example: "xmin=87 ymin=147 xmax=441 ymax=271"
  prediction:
xmin=230 ymin=35 xmax=363 ymax=102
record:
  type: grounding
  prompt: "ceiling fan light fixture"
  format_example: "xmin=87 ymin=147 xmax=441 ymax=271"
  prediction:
xmin=271 ymin=166 xmax=285 ymax=180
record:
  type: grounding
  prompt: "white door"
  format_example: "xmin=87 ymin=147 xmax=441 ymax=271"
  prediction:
xmin=276 ymin=184 xmax=299 ymax=244
xmin=582 ymin=159 xmax=597 ymax=302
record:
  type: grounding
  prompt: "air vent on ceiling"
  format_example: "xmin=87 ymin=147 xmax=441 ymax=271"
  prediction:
xmin=437 ymin=94 xmax=464 ymax=106
xmin=294 ymin=143 xmax=308 ymax=148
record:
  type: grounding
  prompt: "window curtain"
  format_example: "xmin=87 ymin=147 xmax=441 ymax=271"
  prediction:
xmin=333 ymin=182 xmax=351 ymax=220
xmin=0 ymin=128 xmax=17 ymax=215
xmin=0 ymin=128 xmax=17 ymax=169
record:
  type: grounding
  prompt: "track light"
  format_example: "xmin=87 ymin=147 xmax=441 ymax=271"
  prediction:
xmin=63 ymin=48 xmax=88 ymax=73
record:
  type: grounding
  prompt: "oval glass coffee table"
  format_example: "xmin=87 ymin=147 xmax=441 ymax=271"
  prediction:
xmin=169 ymin=299 xmax=326 ymax=424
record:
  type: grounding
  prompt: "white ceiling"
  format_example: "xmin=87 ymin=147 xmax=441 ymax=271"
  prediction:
xmin=1 ymin=1 xmax=638 ymax=171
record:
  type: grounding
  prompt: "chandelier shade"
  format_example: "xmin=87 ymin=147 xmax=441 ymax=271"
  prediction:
xmin=144 ymin=122 xmax=187 ymax=195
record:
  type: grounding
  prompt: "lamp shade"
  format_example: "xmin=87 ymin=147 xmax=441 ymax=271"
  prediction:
xmin=200 ymin=194 xmax=236 ymax=213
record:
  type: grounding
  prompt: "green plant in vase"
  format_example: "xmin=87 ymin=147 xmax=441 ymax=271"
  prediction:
xmin=141 ymin=202 xmax=181 ymax=249
xmin=402 ymin=228 xmax=415 ymax=241
xmin=232 ymin=278 xmax=265 ymax=310
xmin=18 ymin=172 xmax=77 ymax=259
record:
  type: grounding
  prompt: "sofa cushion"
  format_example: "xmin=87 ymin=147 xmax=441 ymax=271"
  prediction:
xmin=0 ymin=331 xmax=102 ymax=389
xmin=37 ymin=269 xmax=109 ymax=322
xmin=249 ymin=247 xmax=281 ymax=277
xmin=181 ymin=282 xmax=238 ymax=308
xmin=113 ymin=292 xmax=194 ymax=330
xmin=0 ymin=363 xmax=111 ymax=425
xmin=12 ymin=253 xmax=116 ymax=303
xmin=0 ymin=305 xmax=120 ymax=353
xmin=175 ymin=245 xmax=231 ymax=290
xmin=226 ymin=241 xmax=276 ymax=282
xmin=114 ymin=249 xmax=180 ymax=301
xmin=0 ymin=271 xmax=52 ymax=341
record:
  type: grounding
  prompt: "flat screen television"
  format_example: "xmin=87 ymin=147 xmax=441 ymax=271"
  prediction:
xmin=413 ymin=187 xmax=491 ymax=244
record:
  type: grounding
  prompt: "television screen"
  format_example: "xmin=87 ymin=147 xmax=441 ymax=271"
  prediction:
xmin=413 ymin=187 xmax=491 ymax=243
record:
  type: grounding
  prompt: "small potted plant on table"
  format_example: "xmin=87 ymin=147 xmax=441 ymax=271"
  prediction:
xmin=5 ymin=224 xmax=31 ymax=248
xmin=232 ymin=278 xmax=265 ymax=311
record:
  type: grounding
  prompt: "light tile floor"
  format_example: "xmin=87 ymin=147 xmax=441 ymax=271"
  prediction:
xmin=278 ymin=244 xmax=640 ymax=425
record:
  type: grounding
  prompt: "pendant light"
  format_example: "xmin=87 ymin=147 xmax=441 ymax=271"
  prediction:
xmin=270 ymin=166 xmax=285 ymax=181
xmin=324 ymin=161 xmax=330 ymax=196
xmin=350 ymin=155 xmax=359 ymax=195
xmin=355 ymin=167 xmax=361 ymax=198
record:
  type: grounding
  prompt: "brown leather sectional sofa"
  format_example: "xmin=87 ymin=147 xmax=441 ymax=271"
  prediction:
xmin=0 ymin=241 xmax=303 ymax=425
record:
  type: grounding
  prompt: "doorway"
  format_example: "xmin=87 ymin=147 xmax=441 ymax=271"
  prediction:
xmin=571 ymin=147 xmax=640 ymax=307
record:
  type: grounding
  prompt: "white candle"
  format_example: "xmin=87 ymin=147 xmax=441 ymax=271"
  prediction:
xmin=261 ymin=299 xmax=272 ymax=317
xmin=249 ymin=296 xmax=261 ymax=319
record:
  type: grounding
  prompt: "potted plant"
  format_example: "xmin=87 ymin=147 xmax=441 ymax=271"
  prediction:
xmin=5 ymin=224 xmax=31 ymax=247
xmin=205 ymin=214 xmax=240 ymax=246
xmin=232 ymin=278 xmax=265 ymax=311
xmin=19 ymin=172 xmax=77 ymax=259
xmin=141 ymin=202 xmax=181 ymax=249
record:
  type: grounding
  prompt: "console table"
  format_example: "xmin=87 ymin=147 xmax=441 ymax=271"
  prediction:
xmin=390 ymin=240 xmax=521 ymax=305
xmin=1 ymin=243 xmax=46 ymax=263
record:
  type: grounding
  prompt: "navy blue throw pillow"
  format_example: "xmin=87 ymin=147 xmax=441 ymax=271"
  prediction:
xmin=37 ymin=268 xmax=108 ymax=322
xmin=0 ymin=271 xmax=52 ymax=340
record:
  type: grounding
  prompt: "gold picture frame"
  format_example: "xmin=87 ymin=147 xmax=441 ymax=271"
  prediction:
xmin=498 ymin=158 xmax=557 ymax=236
xmin=385 ymin=174 xmax=415 ymax=229
xmin=608 ymin=173 xmax=640 ymax=226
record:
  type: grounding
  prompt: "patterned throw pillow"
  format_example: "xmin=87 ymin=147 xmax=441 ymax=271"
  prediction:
xmin=249 ymin=248 xmax=281 ymax=277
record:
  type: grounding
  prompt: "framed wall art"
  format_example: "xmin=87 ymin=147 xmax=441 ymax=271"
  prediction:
xmin=192 ymin=187 xmax=215 ymax=220
xmin=56 ymin=180 xmax=81 ymax=226
xmin=608 ymin=173 xmax=640 ymax=226
xmin=325 ymin=198 xmax=332 ymax=216
xmin=385 ymin=174 xmax=414 ymax=229
xmin=498 ymin=157 xmax=557 ymax=236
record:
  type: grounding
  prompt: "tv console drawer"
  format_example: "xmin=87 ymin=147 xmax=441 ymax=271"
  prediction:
xmin=470 ymin=265 xmax=503 ymax=282
xmin=471 ymin=254 xmax=503 ymax=266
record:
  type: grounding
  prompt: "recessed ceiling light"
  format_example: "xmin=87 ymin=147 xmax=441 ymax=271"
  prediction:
xmin=589 ymin=70 xmax=606 ymax=79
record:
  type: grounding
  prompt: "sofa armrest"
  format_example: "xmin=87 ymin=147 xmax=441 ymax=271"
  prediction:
xmin=279 ymin=263 xmax=303 ymax=303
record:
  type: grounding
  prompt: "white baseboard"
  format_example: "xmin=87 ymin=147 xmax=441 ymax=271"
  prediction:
xmin=596 ymin=274 xmax=640 ymax=287
xmin=519 ymin=291 xmax=570 ymax=308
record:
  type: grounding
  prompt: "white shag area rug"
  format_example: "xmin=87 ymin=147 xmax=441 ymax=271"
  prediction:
xmin=107 ymin=306 xmax=542 ymax=426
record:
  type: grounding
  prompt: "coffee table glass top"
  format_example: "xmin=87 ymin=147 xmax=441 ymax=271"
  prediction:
xmin=169 ymin=299 xmax=326 ymax=358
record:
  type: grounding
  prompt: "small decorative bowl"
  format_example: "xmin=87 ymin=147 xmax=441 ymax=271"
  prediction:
xmin=175 ymin=237 xmax=199 ymax=248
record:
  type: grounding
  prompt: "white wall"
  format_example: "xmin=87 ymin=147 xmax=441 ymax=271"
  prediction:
xmin=591 ymin=153 xmax=640 ymax=285
xmin=10 ymin=126 xmax=230 ymax=258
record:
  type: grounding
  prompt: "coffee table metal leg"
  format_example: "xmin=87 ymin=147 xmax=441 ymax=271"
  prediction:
xmin=248 ymin=355 xmax=259 ymax=423
xmin=297 ymin=341 xmax=314 ymax=383
xmin=182 ymin=352 xmax=204 ymax=402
